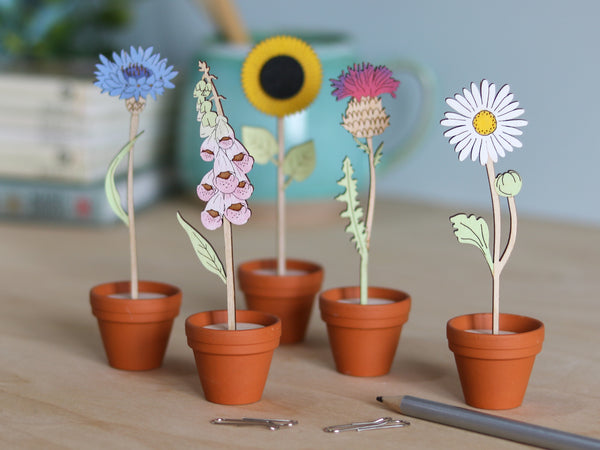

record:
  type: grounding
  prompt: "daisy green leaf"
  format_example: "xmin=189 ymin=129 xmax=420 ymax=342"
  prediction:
xmin=336 ymin=156 xmax=368 ymax=258
xmin=241 ymin=126 xmax=278 ymax=165
xmin=104 ymin=132 xmax=143 ymax=226
xmin=450 ymin=213 xmax=493 ymax=273
xmin=283 ymin=141 xmax=316 ymax=184
xmin=176 ymin=211 xmax=226 ymax=284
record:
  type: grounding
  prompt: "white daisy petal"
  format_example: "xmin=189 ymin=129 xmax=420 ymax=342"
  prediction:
xmin=490 ymin=134 xmax=506 ymax=158
xmin=471 ymin=82 xmax=482 ymax=108
xmin=494 ymin=93 xmax=514 ymax=114
xmin=498 ymin=124 xmax=524 ymax=136
xmin=485 ymin=139 xmax=498 ymax=162
xmin=497 ymin=108 xmax=524 ymax=120
xmin=440 ymin=118 xmax=467 ymax=127
xmin=446 ymin=97 xmax=472 ymax=116
xmin=455 ymin=136 xmax=472 ymax=153
xmin=502 ymin=119 xmax=528 ymax=128
xmin=481 ymin=80 xmax=489 ymax=108
xmin=459 ymin=144 xmax=472 ymax=161
xmin=444 ymin=125 xmax=469 ymax=138
xmin=492 ymin=84 xmax=510 ymax=110
xmin=499 ymin=132 xmax=523 ymax=148
xmin=487 ymin=83 xmax=496 ymax=109
xmin=478 ymin=142 xmax=488 ymax=165
xmin=471 ymin=138 xmax=481 ymax=162
xmin=497 ymin=100 xmax=520 ymax=115
xmin=444 ymin=112 xmax=469 ymax=121
xmin=463 ymin=88 xmax=478 ymax=110
xmin=495 ymin=133 xmax=513 ymax=152
xmin=449 ymin=130 xmax=470 ymax=144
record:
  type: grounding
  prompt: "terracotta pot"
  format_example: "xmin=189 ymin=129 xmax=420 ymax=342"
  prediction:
xmin=185 ymin=309 xmax=281 ymax=405
xmin=238 ymin=259 xmax=324 ymax=344
xmin=319 ymin=286 xmax=411 ymax=377
xmin=447 ymin=313 xmax=545 ymax=410
xmin=90 ymin=280 xmax=182 ymax=371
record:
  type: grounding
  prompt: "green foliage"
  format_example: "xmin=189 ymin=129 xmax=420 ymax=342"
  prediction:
xmin=283 ymin=141 xmax=316 ymax=185
xmin=241 ymin=126 xmax=278 ymax=165
xmin=104 ymin=132 xmax=143 ymax=227
xmin=373 ymin=142 xmax=384 ymax=167
xmin=495 ymin=170 xmax=523 ymax=197
xmin=450 ymin=213 xmax=494 ymax=273
xmin=176 ymin=212 xmax=227 ymax=284
xmin=0 ymin=0 xmax=132 ymax=61
xmin=336 ymin=156 xmax=368 ymax=258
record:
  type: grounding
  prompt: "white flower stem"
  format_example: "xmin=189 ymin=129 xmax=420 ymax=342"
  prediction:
xmin=223 ymin=218 xmax=236 ymax=330
xmin=485 ymin=160 xmax=501 ymax=334
xmin=277 ymin=116 xmax=286 ymax=276
xmin=127 ymin=108 xmax=140 ymax=299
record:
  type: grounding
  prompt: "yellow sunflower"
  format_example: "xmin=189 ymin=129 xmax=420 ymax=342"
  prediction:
xmin=241 ymin=35 xmax=322 ymax=117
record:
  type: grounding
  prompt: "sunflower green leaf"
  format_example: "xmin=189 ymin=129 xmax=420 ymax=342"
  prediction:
xmin=283 ymin=141 xmax=315 ymax=185
xmin=241 ymin=126 xmax=278 ymax=165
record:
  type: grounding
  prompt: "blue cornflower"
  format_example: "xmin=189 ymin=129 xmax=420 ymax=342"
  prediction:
xmin=94 ymin=46 xmax=177 ymax=101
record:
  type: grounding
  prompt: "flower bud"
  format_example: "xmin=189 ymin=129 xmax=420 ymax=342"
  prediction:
xmin=495 ymin=170 xmax=522 ymax=197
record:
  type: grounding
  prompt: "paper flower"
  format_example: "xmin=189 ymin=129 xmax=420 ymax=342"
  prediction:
xmin=330 ymin=63 xmax=399 ymax=138
xmin=94 ymin=46 xmax=177 ymax=101
xmin=443 ymin=79 xmax=527 ymax=334
xmin=441 ymin=80 xmax=527 ymax=165
xmin=241 ymin=36 xmax=322 ymax=117
xmin=331 ymin=63 xmax=399 ymax=101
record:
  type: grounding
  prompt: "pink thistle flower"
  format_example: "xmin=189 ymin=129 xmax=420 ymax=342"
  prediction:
xmin=330 ymin=63 xmax=399 ymax=101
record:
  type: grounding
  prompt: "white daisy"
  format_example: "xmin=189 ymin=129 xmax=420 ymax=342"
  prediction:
xmin=441 ymin=79 xmax=527 ymax=165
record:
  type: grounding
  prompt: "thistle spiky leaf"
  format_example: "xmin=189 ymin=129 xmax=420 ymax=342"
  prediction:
xmin=336 ymin=156 xmax=368 ymax=258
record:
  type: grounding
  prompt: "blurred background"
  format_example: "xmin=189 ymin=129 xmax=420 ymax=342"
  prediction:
xmin=1 ymin=0 xmax=598 ymax=225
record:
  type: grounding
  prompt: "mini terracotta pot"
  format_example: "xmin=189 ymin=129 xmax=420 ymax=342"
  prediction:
xmin=238 ymin=259 xmax=324 ymax=344
xmin=90 ymin=280 xmax=182 ymax=371
xmin=447 ymin=313 xmax=545 ymax=410
xmin=185 ymin=309 xmax=281 ymax=405
xmin=319 ymin=286 xmax=411 ymax=377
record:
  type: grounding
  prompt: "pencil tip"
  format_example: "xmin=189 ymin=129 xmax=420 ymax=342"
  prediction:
xmin=376 ymin=396 xmax=383 ymax=403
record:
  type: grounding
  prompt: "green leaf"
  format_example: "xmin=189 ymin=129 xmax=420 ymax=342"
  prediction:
xmin=176 ymin=211 xmax=227 ymax=284
xmin=104 ymin=132 xmax=143 ymax=226
xmin=283 ymin=141 xmax=316 ymax=183
xmin=450 ymin=213 xmax=494 ymax=273
xmin=353 ymin=136 xmax=370 ymax=154
xmin=373 ymin=141 xmax=384 ymax=167
xmin=241 ymin=126 xmax=278 ymax=165
xmin=336 ymin=156 xmax=368 ymax=257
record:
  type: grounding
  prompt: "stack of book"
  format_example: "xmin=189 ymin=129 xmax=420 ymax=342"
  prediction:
xmin=0 ymin=71 xmax=177 ymax=224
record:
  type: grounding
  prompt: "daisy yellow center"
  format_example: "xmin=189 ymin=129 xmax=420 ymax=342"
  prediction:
xmin=472 ymin=110 xmax=497 ymax=136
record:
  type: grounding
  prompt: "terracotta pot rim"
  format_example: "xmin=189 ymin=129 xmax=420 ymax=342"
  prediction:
xmin=447 ymin=312 xmax=544 ymax=340
xmin=90 ymin=280 xmax=182 ymax=319
xmin=186 ymin=310 xmax=281 ymax=345
xmin=238 ymin=258 xmax=323 ymax=279
xmin=319 ymin=286 xmax=411 ymax=328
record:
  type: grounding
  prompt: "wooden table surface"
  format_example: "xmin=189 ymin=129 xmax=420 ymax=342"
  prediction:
xmin=2 ymin=197 xmax=599 ymax=449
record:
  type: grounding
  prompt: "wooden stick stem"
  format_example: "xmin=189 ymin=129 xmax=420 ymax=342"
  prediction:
xmin=276 ymin=117 xmax=286 ymax=276
xmin=223 ymin=218 xmax=236 ymax=330
xmin=365 ymin=136 xmax=376 ymax=249
xmin=485 ymin=160 xmax=501 ymax=334
xmin=126 ymin=103 xmax=143 ymax=299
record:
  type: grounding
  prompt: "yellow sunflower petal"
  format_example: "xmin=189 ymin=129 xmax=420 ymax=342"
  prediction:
xmin=241 ymin=35 xmax=322 ymax=117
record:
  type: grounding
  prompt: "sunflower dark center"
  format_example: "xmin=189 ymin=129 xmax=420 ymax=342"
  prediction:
xmin=259 ymin=55 xmax=304 ymax=100
xmin=122 ymin=63 xmax=152 ymax=80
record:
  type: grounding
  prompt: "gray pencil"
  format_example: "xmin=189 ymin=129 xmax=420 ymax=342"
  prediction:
xmin=377 ymin=395 xmax=600 ymax=450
